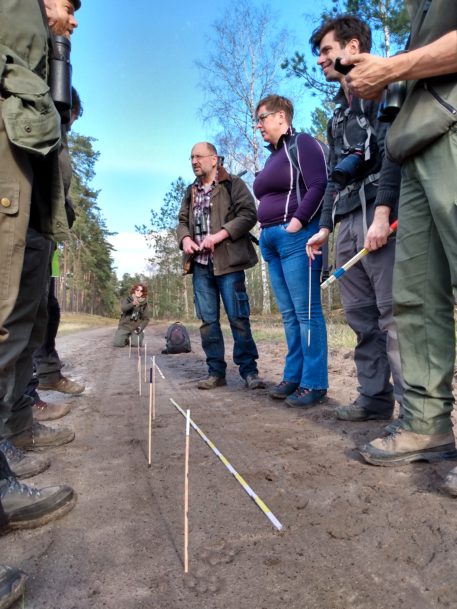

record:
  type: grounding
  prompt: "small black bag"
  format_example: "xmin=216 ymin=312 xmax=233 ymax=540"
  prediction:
xmin=162 ymin=322 xmax=191 ymax=354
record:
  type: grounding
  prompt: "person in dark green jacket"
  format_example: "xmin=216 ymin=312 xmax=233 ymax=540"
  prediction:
xmin=0 ymin=0 xmax=79 ymax=452
xmin=113 ymin=284 xmax=150 ymax=348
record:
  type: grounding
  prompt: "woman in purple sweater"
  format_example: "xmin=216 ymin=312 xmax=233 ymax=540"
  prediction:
xmin=253 ymin=95 xmax=328 ymax=407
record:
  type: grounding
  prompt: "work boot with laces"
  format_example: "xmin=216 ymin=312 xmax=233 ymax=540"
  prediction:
xmin=244 ymin=373 xmax=266 ymax=390
xmin=38 ymin=374 xmax=85 ymax=395
xmin=268 ymin=381 xmax=299 ymax=400
xmin=336 ymin=402 xmax=393 ymax=421
xmin=0 ymin=565 xmax=27 ymax=609
xmin=360 ymin=428 xmax=457 ymax=466
xmin=0 ymin=440 xmax=50 ymax=479
xmin=0 ymin=476 xmax=76 ymax=529
xmin=197 ymin=376 xmax=227 ymax=390
xmin=33 ymin=398 xmax=71 ymax=422
xmin=11 ymin=421 xmax=75 ymax=451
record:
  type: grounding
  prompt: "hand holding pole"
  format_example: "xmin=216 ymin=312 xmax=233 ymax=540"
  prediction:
xmin=321 ymin=220 xmax=398 ymax=290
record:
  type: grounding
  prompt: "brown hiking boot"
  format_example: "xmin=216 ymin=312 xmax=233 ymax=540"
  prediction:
xmin=0 ymin=440 xmax=50 ymax=479
xmin=197 ymin=376 xmax=227 ymax=390
xmin=12 ymin=422 xmax=75 ymax=452
xmin=33 ymin=399 xmax=71 ymax=422
xmin=0 ymin=476 xmax=76 ymax=530
xmin=0 ymin=565 xmax=27 ymax=608
xmin=244 ymin=373 xmax=266 ymax=390
xmin=38 ymin=375 xmax=85 ymax=395
xmin=360 ymin=429 xmax=457 ymax=466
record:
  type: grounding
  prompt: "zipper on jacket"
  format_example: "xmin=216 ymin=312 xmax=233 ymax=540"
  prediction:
xmin=424 ymin=82 xmax=457 ymax=116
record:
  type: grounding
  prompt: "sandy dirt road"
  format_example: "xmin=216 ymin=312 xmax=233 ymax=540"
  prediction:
xmin=5 ymin=321 xmax=457 ymax=609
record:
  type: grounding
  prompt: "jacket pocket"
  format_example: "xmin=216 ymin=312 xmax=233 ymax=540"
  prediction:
xmin=234 ymin=281 xmax=250 ymax=318
xmin=1 ymin=62 xmax=61 ymax=156
xmin=0 ymin=178 xmax=20 ymax=300
xmin=226 ymin=235 xmax=257 ymax=268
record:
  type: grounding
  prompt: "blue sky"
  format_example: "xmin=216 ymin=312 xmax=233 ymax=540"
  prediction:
xmin=71 ymin=1 xmax=324 ymax=277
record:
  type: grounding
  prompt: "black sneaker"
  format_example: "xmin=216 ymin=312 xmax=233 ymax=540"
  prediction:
xmin=0 ymin=439 xmax=50 ymax=479
xmin=0 ymin=565 xmax=26 ymax=609
xmin=0 ymin=477 xmax=76 ymax=529
xmin=285 ymin=388 xmax=327 ymax=408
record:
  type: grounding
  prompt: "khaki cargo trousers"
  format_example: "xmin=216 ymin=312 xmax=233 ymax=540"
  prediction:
xmin=394 ymin=126 xmax=457 ymax=435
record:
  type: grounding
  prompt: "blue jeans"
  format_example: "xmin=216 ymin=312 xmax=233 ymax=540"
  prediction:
xmin=260 ymin=219 xmax=328 ymax=389
xmin=192 ymin=261 xmax=259 ymax=379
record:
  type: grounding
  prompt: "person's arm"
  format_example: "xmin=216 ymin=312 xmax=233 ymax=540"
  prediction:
xmin=220 ymin=177 xmax=257 ymax=239
xmin=306 ymin=119 xmax=337 ymax=258
xmin=121 ymin=297 xmax=134 ymax=314
xmin=288 ymin=134 xmax=328 ymax=233
xmin=345 ymin=30 xmax=457 ymax=99
xmin=177 ymin=188 xmax=200 ymax=255
xmin=139 ymin=303 xmax=150 ymax=330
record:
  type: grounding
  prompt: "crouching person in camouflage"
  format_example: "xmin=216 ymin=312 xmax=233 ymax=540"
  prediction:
xmin=113 ymin=283 xmax=150 ymax=348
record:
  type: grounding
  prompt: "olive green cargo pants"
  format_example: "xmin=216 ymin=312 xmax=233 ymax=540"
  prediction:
xmin=394 ymin=127 xmax=457 ymax=435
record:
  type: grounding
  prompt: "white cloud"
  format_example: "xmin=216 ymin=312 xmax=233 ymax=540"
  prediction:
xmin=108 ymin=232 xmax=152 ymax=278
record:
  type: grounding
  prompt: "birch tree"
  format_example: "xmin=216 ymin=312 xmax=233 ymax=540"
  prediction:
xmin=196 ymin=0 xmax=291 ymax=313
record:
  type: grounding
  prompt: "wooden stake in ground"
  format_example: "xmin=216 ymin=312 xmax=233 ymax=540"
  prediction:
xmin=184 ymin=409 xmax=190 ymax=574
xmin=308 ymin=256 xmax=312 ymax=348
xmin=144 ymin=343 xmax=147 ymax=383
xmin=129 ymin=335 xmax=132 ymax=359
xmin=152 ymin=355 xmax=156 ymax=421
xmin=148 ymin=367 xmax=153 ymax=467
xmin=138 ymin=354 xmax=142 ymax=396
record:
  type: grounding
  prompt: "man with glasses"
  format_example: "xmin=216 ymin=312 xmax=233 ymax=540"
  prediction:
xmin=306 ymin=15 xmax=403 ymax=425
xmin=177 ymin=142 xmax=265 ymax=390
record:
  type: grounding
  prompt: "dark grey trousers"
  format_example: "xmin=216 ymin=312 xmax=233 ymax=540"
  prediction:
xmin=0 ymin=229 xmax=51 ymax=439
xmin=336 ymin=206 xmax=403 ymax=416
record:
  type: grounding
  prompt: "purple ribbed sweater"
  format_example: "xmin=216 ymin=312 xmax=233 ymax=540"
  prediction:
xmin=253 ymin=132 xmax=327 ymax=228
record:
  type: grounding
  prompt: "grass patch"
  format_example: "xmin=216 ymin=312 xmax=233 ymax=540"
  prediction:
xmin=59 ymin=312 xmax=117 ymax=335
xmin=58 ymin=311 xmax=356 ymax=349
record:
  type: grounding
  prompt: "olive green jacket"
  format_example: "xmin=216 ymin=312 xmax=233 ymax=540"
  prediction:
xmin=0 ymin=0 xmax=68 ymax=242
xmin=177 ymin=167 xmax=258 ymax=276
xmin=0 ymin=0 xmax=68 ymax=341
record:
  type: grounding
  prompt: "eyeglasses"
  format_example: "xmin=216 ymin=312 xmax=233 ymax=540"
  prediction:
xmin=135 ymin=288 xmax=143 ymax=293
xmin=189 ymin=154 xmax=215 ymax=161
xmin=256 ymin=111 xmax=277 ymax=124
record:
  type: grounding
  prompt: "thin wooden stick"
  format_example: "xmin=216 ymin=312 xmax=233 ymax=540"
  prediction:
xmin=148 ymin=367 xmax=152 ymax=467
xmin=138 ymin=354 xmax=142 ymax=396
xmin=128 ymin=335 xmax=131 ymax=359
xmin=152 ymin=356 xmax=156 ymax=421
xmin=184 ymin=409 xmax=190 ymax=574
xmin=308 ymin=257 xmax=312 ymax=348
xmin=144 ymin=343 xmax=147 ymax=382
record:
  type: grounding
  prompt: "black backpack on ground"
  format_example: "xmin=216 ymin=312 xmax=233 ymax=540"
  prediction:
xmin=162 ymin=322 xmax=191 ymax=354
